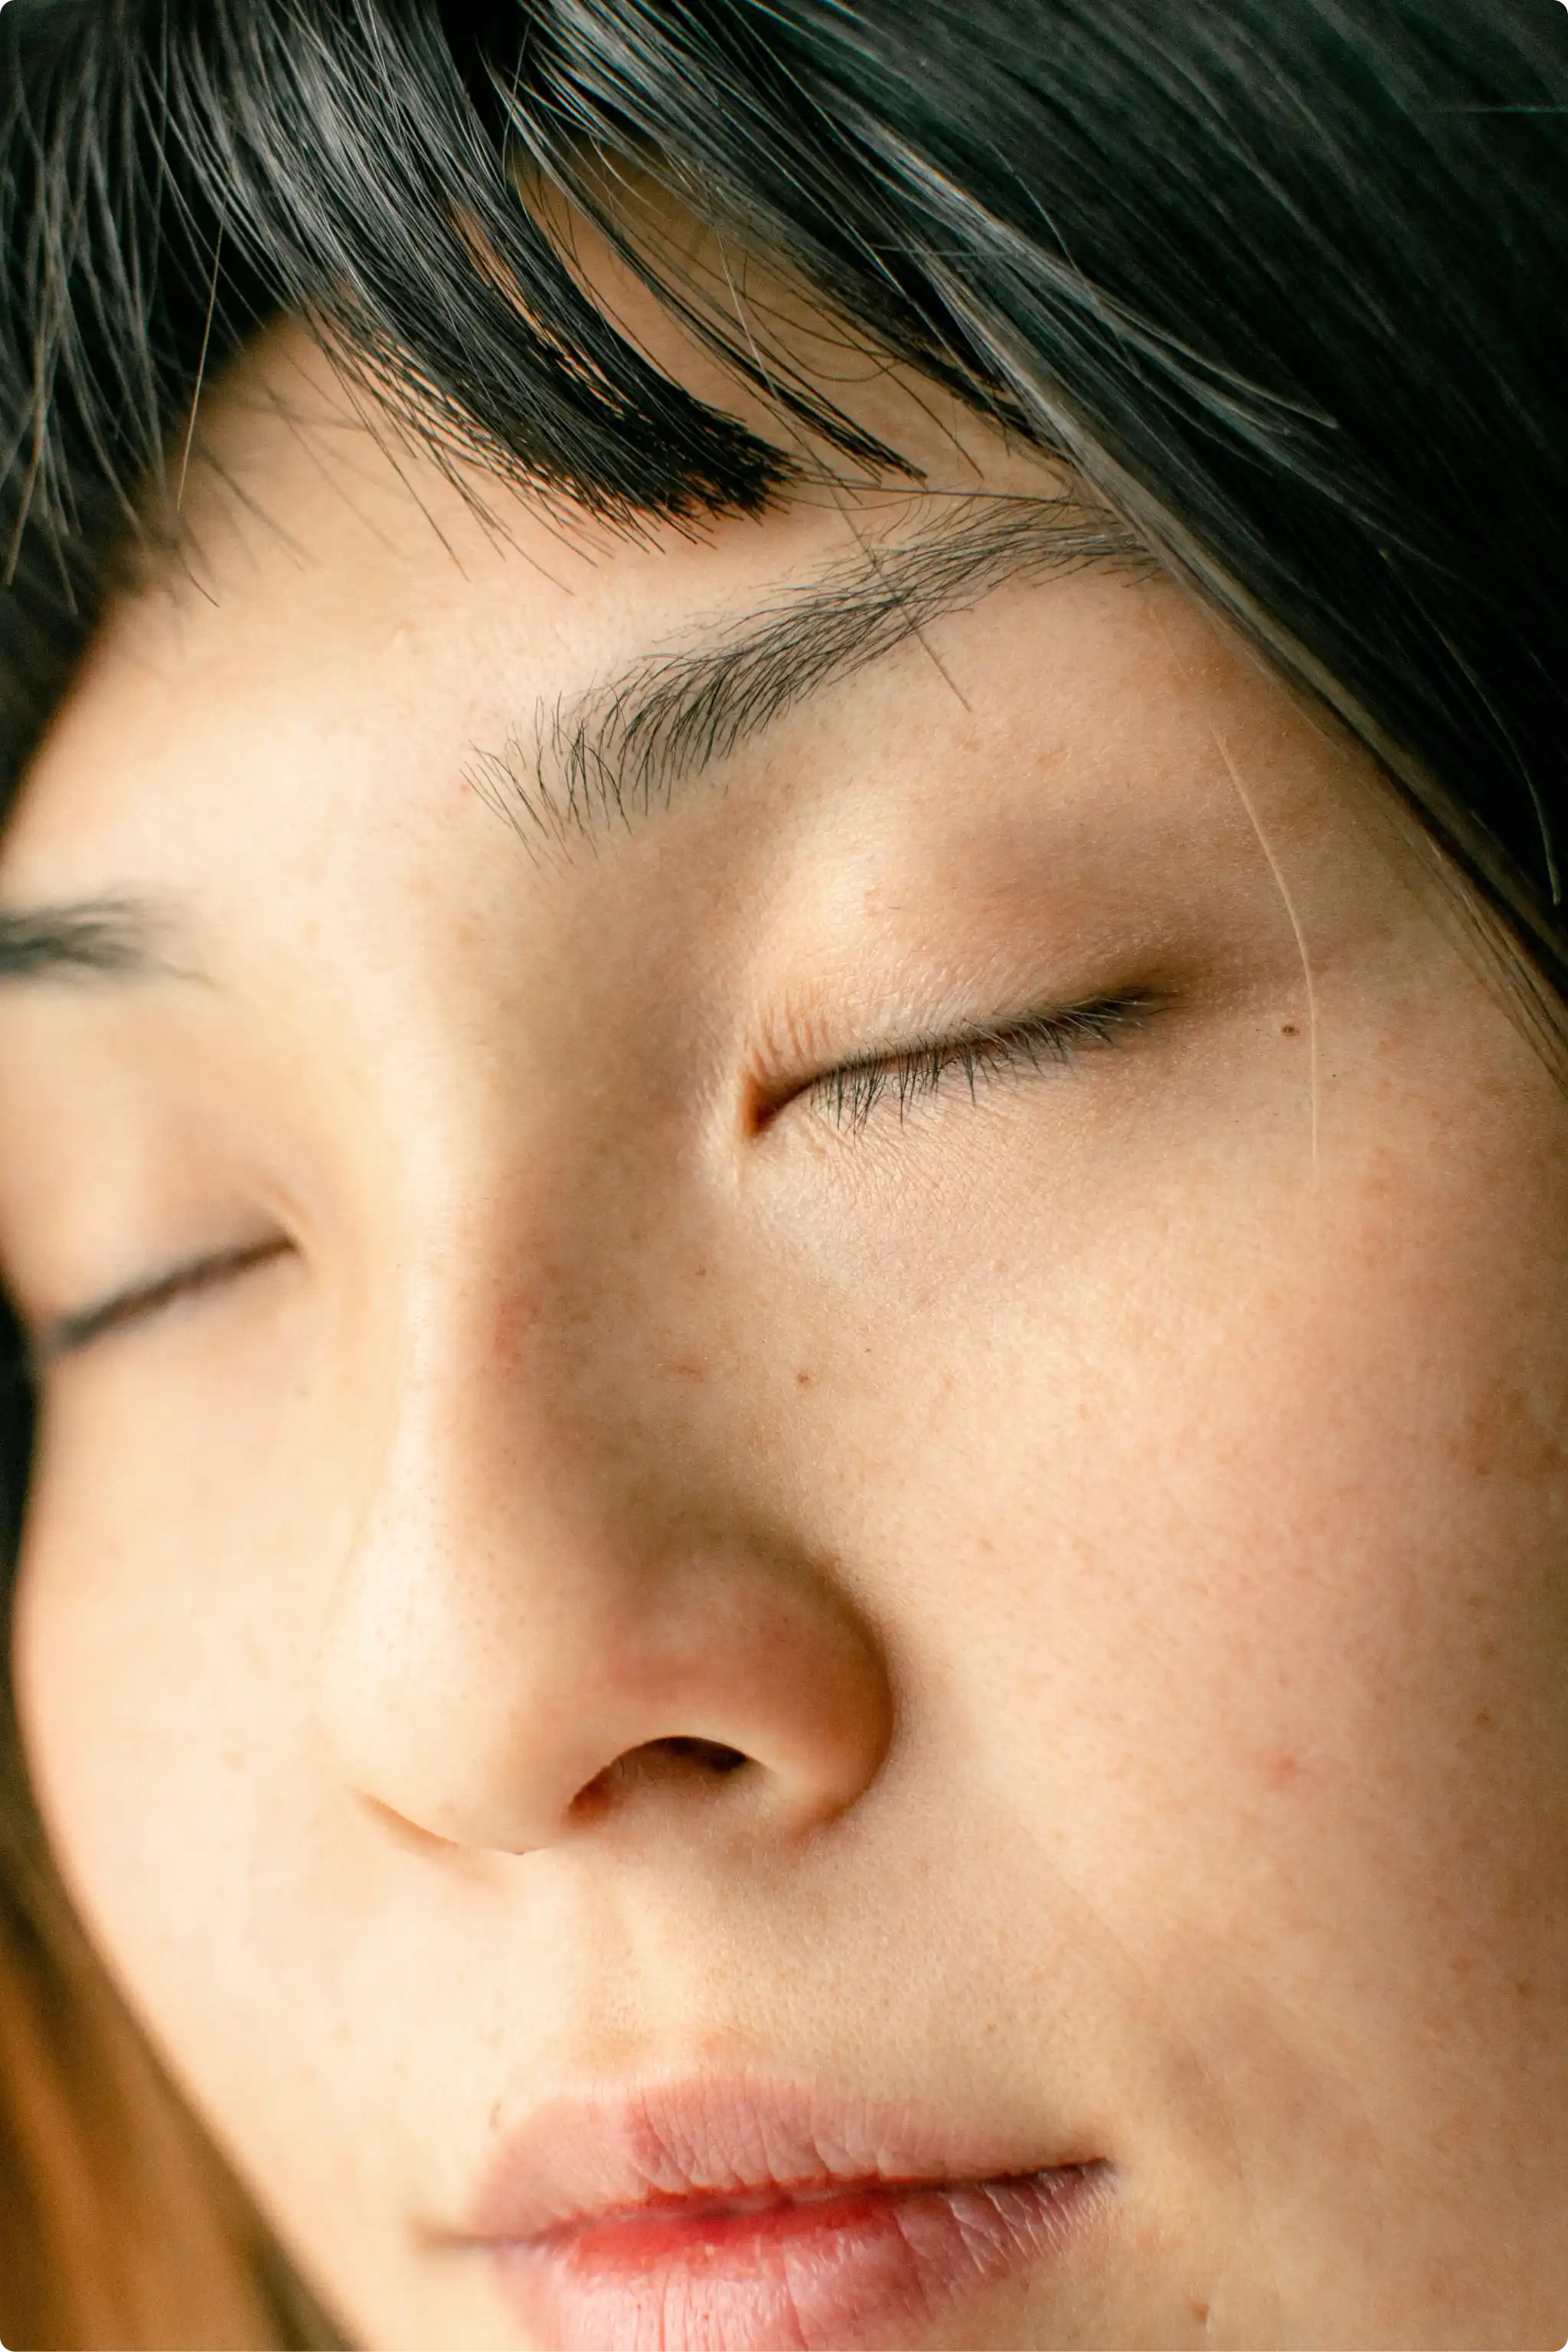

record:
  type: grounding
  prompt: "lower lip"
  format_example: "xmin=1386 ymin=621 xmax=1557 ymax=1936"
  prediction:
xmin=487 ymin=2163 xmax=1110 ymax=2351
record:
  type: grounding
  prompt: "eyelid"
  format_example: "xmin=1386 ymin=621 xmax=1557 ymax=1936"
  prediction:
xmin=34 ymin=1236 xmax=294 ymax=1368
xmin=29 ymin=995 xmax=1155 ymax=1354
xmin=776 ymin=989 xmax=1166 ymax=1135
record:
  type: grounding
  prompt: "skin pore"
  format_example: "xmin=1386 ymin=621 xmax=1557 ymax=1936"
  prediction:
xmin=2 ymin=263 xmax=1568 ymax=2351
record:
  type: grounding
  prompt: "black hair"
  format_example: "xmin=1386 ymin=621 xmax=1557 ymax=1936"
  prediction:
xmin=2 ymin=0 xmax=1560 ymax=1421
xmin=2 ymin=0 xmax=1566 ymax=1873
xmin=2 ymin=2 xmax=1567 ymax=2334
xmin=5 ymin=0 xmax=1568 ymax=957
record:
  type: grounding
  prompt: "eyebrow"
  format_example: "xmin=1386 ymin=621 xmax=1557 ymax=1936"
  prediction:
xmin=0 ymin=897 xmax=182 ymax=988
xmin=467 ymin=492 xmax=1151 ymax=858
xmin=0 ymin=495 xmax=1150 ymax=982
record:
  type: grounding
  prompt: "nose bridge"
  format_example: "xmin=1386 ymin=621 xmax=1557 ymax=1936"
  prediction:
xmin=359 ymin=1146 xmax=739 ymax=1530
xmin=315 ymin=1176 xmax=893 ymax=1860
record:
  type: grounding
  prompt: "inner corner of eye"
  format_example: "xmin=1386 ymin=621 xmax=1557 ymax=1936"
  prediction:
xmin=741 ymin=1015 xmax=842 ymax=1129
xmin=742 ymin=1062 xmax=805 ymax=1135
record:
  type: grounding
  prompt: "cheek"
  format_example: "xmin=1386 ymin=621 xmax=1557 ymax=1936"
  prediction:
xmin=13 ymin=1008 xmax=1568 ymax=2263
xmin=848 ymin=1087 xmax=1568 ymax=2013
xmin=10 ymin=1325 xmax=344 ymax=2102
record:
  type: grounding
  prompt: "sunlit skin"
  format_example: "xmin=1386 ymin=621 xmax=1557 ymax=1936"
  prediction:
xmin=3 ymin=263 xmax=1568 ymax=2349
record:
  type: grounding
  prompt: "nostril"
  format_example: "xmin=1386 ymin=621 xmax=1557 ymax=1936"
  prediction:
xmin=570 ymin=1736 xmax=753 ymax=1824
xmin=651 ymin=1736 xmax=750 ymax=1775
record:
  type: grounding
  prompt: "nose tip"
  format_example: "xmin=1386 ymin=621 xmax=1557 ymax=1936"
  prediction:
xmin=321 ymin=1540 xmax=893 ymax=1861
xmin=459 ymin=1585 xmax=890 ymax=1856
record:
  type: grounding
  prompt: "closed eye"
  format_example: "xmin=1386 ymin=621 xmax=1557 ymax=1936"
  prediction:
xmin=34 ymin=1237 xmax=294 ymax=1367
xmin=786 ymin=991 xmax=1165 ymax=1136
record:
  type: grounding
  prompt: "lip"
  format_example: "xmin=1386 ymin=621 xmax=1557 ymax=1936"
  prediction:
xmin=461 ymin=2074 xmax=1114 ymax=2351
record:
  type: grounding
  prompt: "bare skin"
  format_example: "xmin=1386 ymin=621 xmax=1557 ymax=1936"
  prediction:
xmin=2 ymin=276 xmax=1566 ymax=2349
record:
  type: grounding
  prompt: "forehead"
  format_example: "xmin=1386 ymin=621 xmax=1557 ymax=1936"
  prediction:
xmin=128 ymin=278 xmax=1073 ymax=653
xmin=0 ymin=312 xmax=1110 ymax=900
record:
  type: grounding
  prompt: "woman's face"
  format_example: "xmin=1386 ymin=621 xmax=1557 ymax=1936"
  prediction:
xmin=3 ymin=305 xmax=1567 ymax=2352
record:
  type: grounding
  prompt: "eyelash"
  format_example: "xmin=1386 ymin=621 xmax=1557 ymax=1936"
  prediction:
xmin=36 ymin=995 xmax=1153 ymax=1357
xmin=37 ymin=1238 xmax=292 ymax=1367
xmin=792 ymin=991 xmax=1160 ymax=1135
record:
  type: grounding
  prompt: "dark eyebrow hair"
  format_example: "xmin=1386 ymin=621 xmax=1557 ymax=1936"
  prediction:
xmin=468 ymin=494 xmax=1151 ymax=858
xmin=0 ymin=501 xmax=1145 ymax=977
xmin=0 ymin=897 xmax=181 ymax=986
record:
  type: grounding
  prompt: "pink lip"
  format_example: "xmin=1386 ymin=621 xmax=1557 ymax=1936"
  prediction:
xmin=460 ymin=2075 xmax=1114 ymax=2350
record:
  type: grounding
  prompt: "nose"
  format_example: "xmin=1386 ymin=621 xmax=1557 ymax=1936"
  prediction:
xmin=315 ymin=1289 xmax=892 ymax=1859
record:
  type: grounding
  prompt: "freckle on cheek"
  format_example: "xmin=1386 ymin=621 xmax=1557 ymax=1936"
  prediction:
xmin=1451 ymin=1380 xmax=1566 ymax=1484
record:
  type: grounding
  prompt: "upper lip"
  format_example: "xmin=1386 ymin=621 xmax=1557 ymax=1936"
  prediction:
xmin=460 ymin=2071 xmax=1102 ymax=2244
